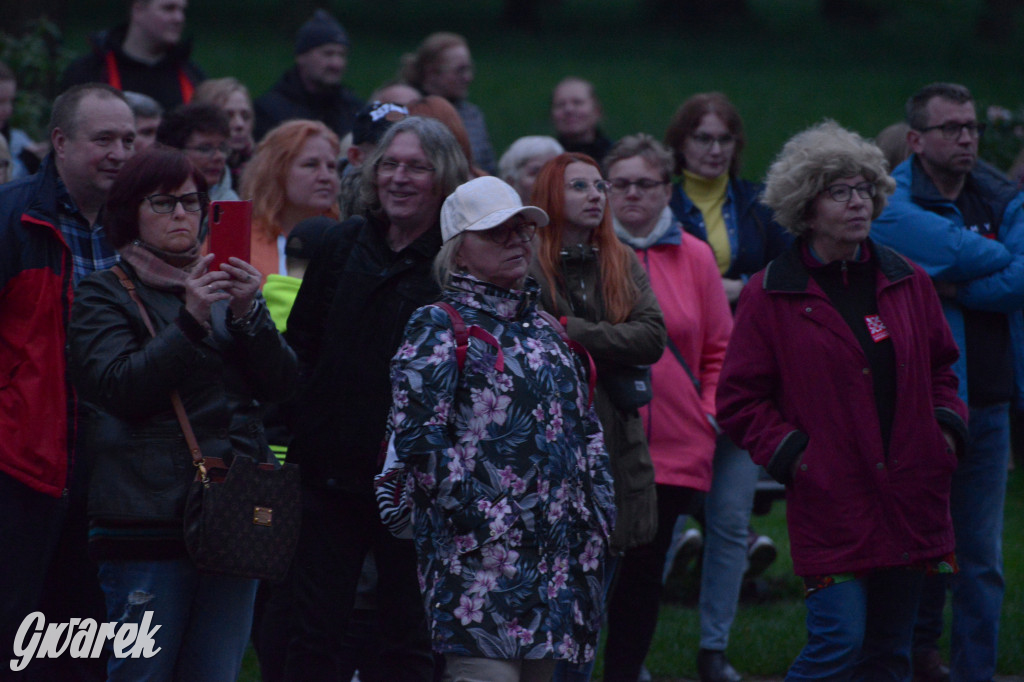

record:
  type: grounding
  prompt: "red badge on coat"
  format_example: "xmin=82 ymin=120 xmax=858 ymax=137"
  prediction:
xmin=864 ymin=314 xmax=890 ymax=342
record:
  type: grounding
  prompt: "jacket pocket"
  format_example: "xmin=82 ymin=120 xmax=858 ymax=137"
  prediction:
xmin=444 ymin=490 xmax=523 ymax=555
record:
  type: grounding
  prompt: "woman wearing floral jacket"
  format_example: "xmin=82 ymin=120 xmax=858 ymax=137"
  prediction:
xmin=389 ymin=176 xmax=616 ymax=681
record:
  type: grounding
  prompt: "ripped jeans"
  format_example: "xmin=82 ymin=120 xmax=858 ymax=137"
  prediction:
xmin=97 ymin=558 xmax=257 ymax=681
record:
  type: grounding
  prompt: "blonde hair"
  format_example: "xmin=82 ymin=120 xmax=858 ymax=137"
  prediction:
xmin=762 ymin=120 xmax=896 ymax=236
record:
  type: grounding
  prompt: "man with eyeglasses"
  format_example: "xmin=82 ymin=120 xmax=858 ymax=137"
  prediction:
xmin=873 ymin=81 xmax=1024 ymax=682
xmin=0 ymin=82 xmax=136 ymax=677
xmin=156 ymin=102 xmax=239 ymax=202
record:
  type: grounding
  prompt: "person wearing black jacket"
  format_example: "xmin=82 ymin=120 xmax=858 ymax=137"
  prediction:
xmin=59 ymin=0 xmax=204 ymax=111
xmin=253 ymin=10 xmax=364 ymax=142
xmin=279 ymin=116 xmax=468 ymax=680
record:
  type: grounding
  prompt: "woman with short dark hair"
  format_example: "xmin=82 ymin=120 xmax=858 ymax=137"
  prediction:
xmin=69 ymin=147 xmax=297 ymax=681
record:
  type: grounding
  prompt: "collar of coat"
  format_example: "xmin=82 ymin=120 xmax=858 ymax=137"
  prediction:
xmin=762 ymin=238 xmax=914 ymax=293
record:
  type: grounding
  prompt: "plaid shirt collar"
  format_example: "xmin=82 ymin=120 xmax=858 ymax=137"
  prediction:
xmin=54 ymin=175 xmax=119 ymax=286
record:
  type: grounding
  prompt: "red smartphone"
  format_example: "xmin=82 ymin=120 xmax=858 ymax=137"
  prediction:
xmin=208 ymin=200 xmax=252 ymax=273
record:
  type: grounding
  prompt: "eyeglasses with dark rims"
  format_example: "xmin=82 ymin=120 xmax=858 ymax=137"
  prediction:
xmin=145 ymin=192 xmax=206 ymax=213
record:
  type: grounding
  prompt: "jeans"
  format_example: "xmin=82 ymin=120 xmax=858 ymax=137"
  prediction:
xmin=787 ymin=569 xmax=924 ymax=681
xmin=97 ymin=558 xmax=257 ymax=681
xmin=282 ymin=485 xmax=433 ymax=681
xmin=949 ymin=403 xmax=1008 ymax=682
xmin=700 ymin=434 xmax=758 ymax=651
xmin=603 ymin=484 xmax=702 ymax=682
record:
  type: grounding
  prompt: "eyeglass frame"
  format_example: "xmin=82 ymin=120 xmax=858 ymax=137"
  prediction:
xmin=376 ymin=158 xmax=437 ymax=178
xmin=915 ymin=121 xmax=987 ymax=140
xmin=689 ymin=132 xmax=736 ymax=149
xmin=184 ymin=143 xmax=231 ymax=157
xmin=474 ymin=219 xmax=538 ymax=246
xmin=565 ymin=179 xmax=612 ymax=194
xmin=823 ymin=181 xmax=877 ymax=203
xmin=608 ymin=178 xmax=669 ymax=194
xmin=144 ymin=192 xmax=207 ymax=214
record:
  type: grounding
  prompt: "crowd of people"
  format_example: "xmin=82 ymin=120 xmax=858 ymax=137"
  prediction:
xmin=0 ymin=2 xmax=1016 ymax=682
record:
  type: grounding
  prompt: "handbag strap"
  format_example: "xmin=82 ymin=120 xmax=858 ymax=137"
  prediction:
xmin=112 ymin=266 xmax=208 ymax=480
xmin=666 ymin=337 xmax=701 ymax=394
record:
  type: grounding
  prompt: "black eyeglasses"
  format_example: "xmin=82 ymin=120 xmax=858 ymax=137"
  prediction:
xmin=478 ymin=221 xmax=537 ymax=246
xmin=145 ymin=192 xmax=206 ymax=213
xmin=916 ymin=122 xmax=986 ymax=140
xmin=184 ymin=143 xmax=231 ymax=157
xmin=608 ymin=178 xmax=667 ymax=194
xmin=824 ymin=182 xmax=876 ymax=203
xmin=566 ymin=179 xmax=611 ymax=194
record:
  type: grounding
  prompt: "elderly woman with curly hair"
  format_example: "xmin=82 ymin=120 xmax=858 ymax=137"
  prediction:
xmin=715 ymin=121 xmax=968 ymax=681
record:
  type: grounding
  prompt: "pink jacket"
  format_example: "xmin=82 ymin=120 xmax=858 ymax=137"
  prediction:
xmin=631 ymin=229 xmax=733 ymax=491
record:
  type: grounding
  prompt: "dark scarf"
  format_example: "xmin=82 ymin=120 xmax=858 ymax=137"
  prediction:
xmin=118 ymin=239 xmax=202 ymax=292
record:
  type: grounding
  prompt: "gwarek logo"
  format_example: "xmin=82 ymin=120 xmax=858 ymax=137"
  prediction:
xmin=9 ymin=611 xmax=161 ymax=672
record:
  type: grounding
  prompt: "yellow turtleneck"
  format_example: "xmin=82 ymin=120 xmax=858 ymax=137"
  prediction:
xmin=683 ymin=170 xmax=731 ymax=275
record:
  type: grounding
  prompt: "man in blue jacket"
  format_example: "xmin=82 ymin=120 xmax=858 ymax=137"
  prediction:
xmin=0 ymin=83 xmax=136 ymax=676
xmin=872 ymin=82 xmax=1023 ymax=682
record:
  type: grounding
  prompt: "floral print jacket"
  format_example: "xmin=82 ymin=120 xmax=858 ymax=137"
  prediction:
xmin=389 ymin=275 xmax=616 ymax=663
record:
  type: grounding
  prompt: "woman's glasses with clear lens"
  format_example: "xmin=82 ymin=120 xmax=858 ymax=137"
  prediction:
xmin=565 ymin=179 xmax=611 ymax=194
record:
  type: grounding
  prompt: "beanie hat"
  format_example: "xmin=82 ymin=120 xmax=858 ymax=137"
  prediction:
xmin=295 ymin=10 xmax=349 ymax=55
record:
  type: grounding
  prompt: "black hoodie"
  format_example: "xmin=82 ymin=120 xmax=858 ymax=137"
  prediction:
xmin=59 ymin=24 xmax=205 ymax=111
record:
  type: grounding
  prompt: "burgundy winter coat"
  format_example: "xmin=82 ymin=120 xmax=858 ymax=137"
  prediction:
xmin=716 ymin=240 xmax=967 ymax=577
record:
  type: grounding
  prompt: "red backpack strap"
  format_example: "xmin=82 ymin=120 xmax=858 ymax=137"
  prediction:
xmin=432 ymin=302 xmax=503 ymax=372
xmin=538 ymin=311 xmax=596 ymax=407
xmin=433 ymin=302 xmax=468 ymax=369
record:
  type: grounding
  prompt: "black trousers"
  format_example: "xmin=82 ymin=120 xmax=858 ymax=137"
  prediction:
xmin=281 ymin=485 xmax=433 ymax=682
xmin=602 ymin=483 xmax=702 ymax=682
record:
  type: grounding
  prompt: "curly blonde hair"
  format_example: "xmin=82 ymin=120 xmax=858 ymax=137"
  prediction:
xmin=762 ymin=120 xmax=896 ymax=237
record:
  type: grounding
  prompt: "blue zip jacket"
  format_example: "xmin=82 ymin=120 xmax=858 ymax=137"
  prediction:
xmin=872 ymin=155 xmax=1024 ymax=405
xmin=668 ymin=176 xmax=791 ymax=280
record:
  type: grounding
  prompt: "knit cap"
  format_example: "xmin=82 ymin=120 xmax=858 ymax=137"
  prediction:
xmin=295 ymin=10 xmax=349 ymax=54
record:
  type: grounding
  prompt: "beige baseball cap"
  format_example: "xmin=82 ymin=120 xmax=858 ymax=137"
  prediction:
xmin=441 ymin=176 xmax=549 ymax=243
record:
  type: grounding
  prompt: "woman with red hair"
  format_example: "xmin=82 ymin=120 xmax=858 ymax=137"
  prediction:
xmin=530 ymin=152 xmax=666 ymax=680
xmin=239 ymin=119 xmax=340 ymax=286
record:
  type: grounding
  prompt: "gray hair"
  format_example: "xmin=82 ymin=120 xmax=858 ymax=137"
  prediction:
xmin=122 ymin=91 xmax=163 ymax=119
xmin=432 ymin=232 xmax=467 ymax=287
xmin=762 ymin=120 xmax=896 ymax=237
xmin=498 ymin=136 xmax=564 ymax=183
xmin=603 ymin=133 xmax=674 ymax=182
xmin=359 ymin=116 xmax=470 ymax=218
xmin=906 ymin=82 xmax=973 ymax=131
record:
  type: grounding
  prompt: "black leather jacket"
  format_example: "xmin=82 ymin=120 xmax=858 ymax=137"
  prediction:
xmin=69 ymin=262 xmax=297 ymax=523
